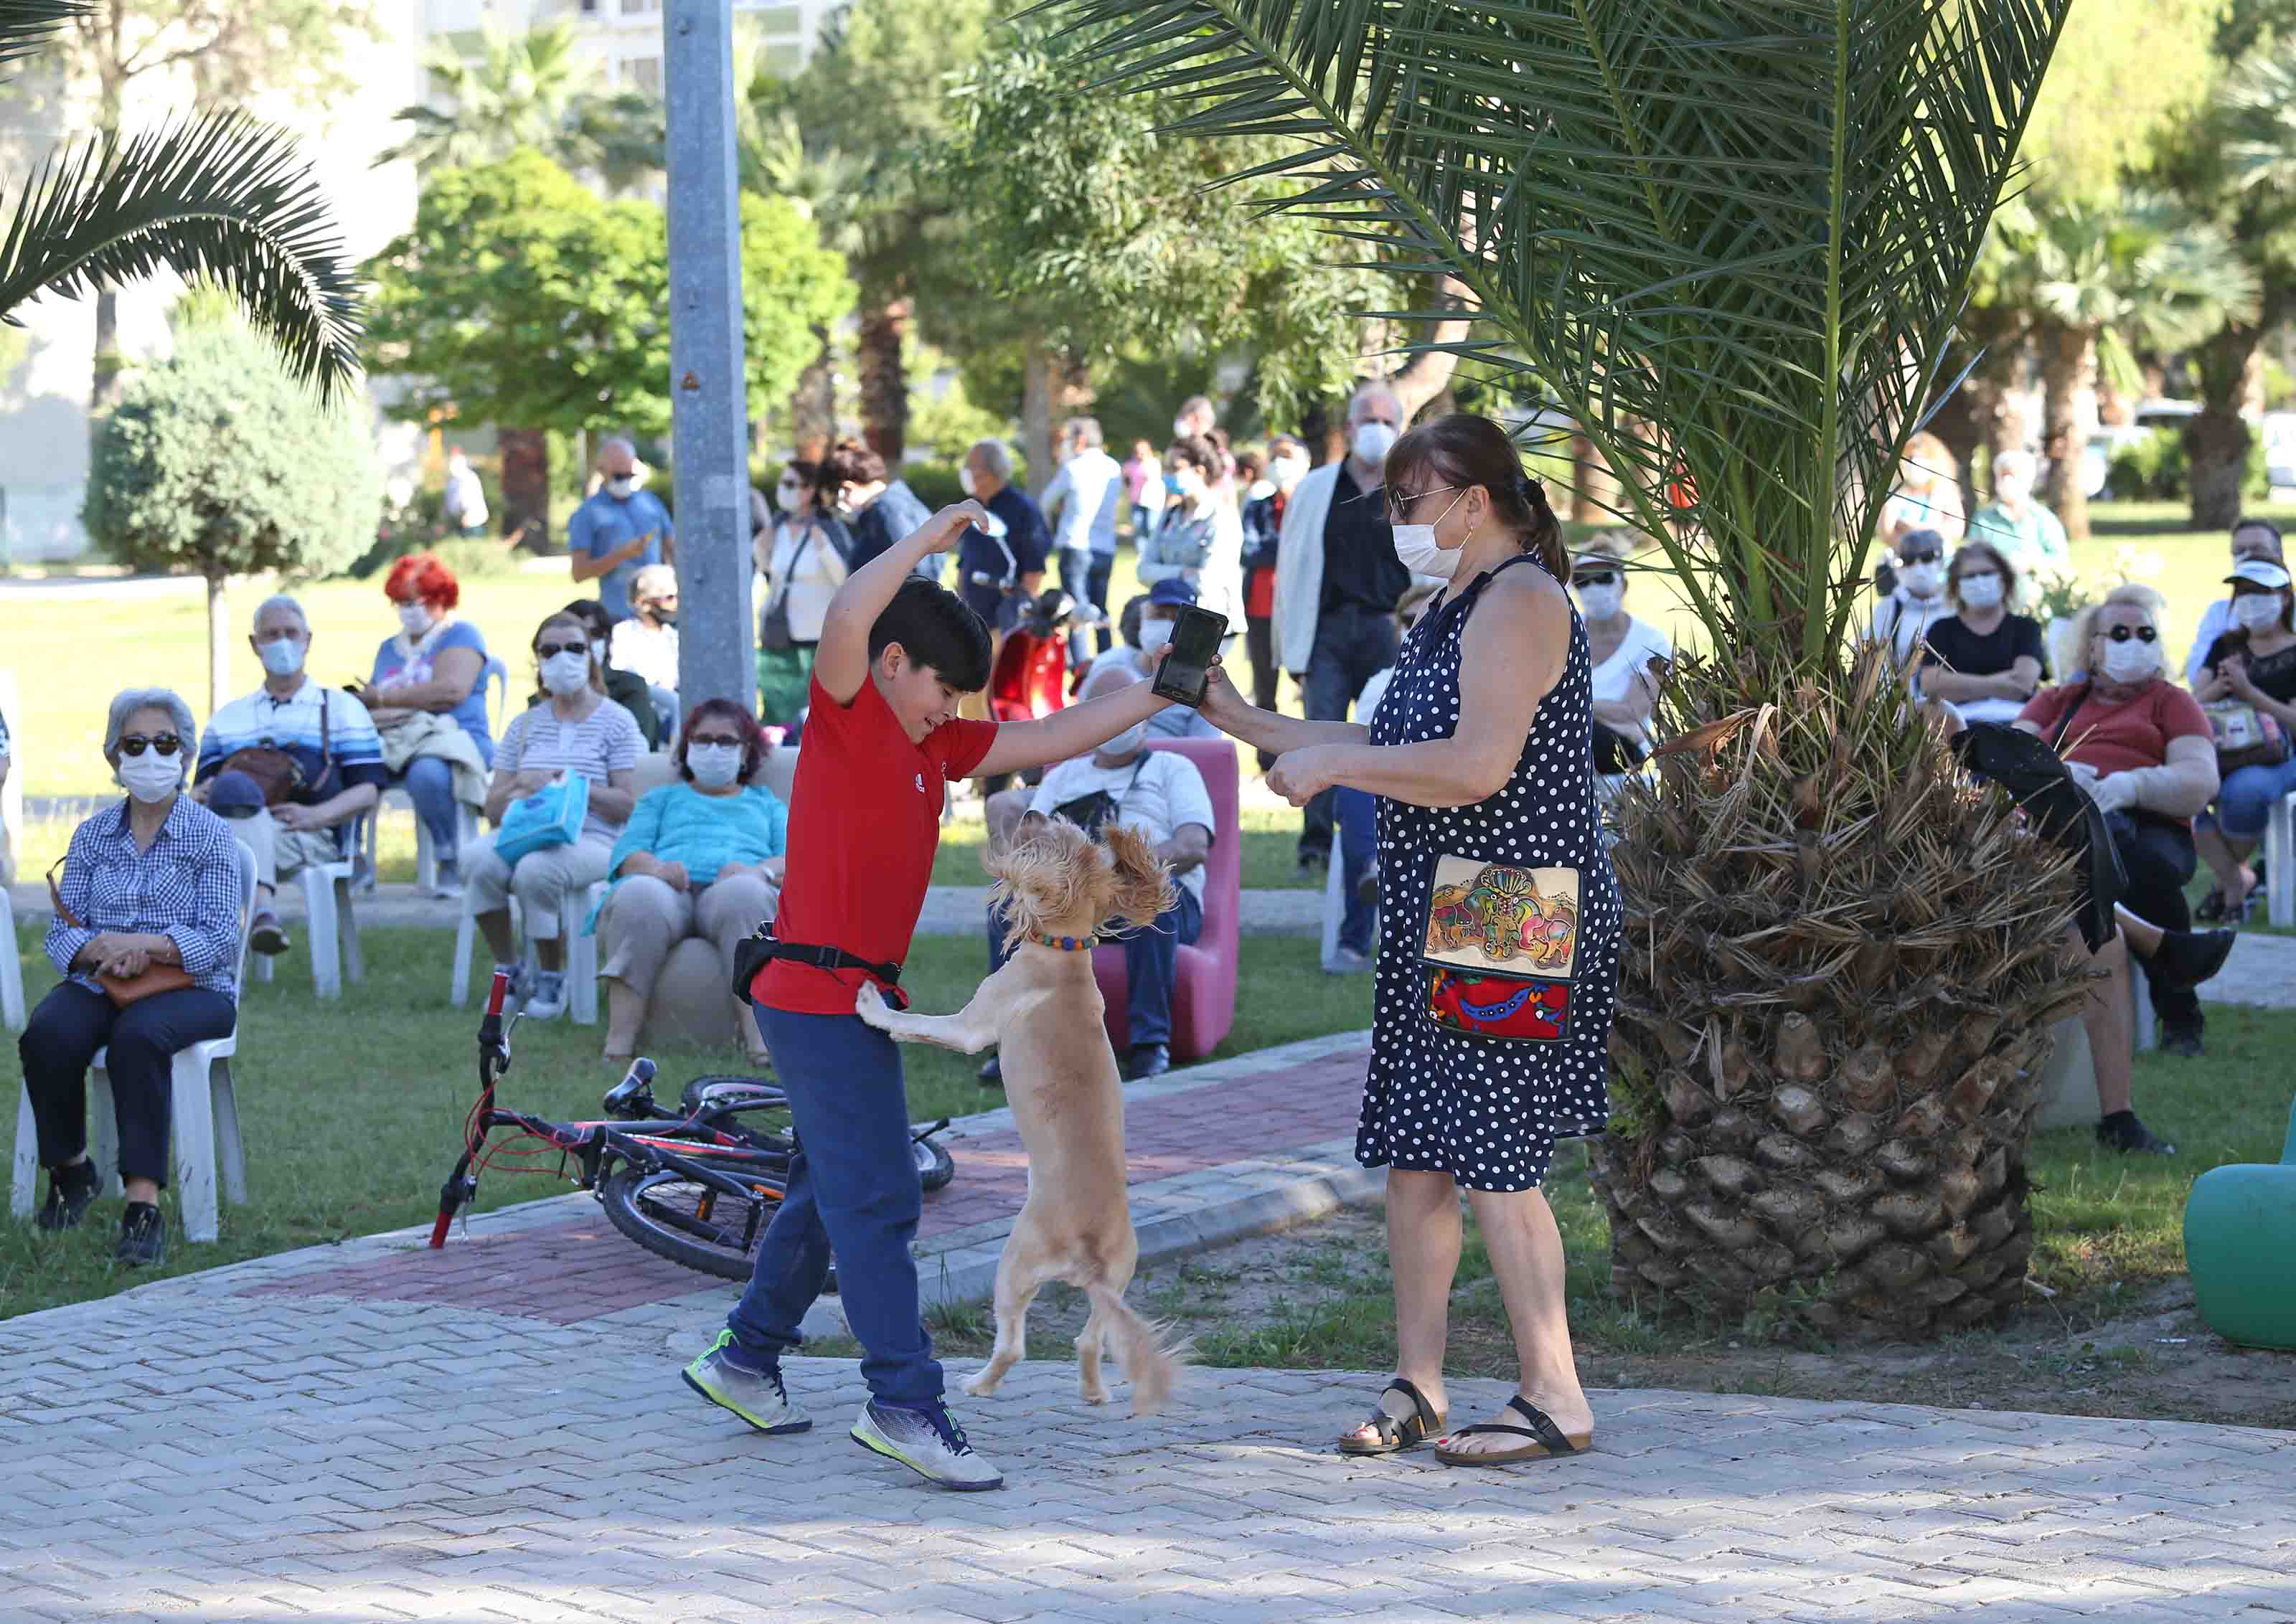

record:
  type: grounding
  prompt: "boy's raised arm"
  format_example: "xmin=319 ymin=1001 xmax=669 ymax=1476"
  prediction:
xmin=814 ymin=500 xmax=987 ymax=704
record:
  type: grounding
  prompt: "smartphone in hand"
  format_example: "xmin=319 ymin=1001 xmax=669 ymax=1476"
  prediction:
xmin=1149 ymin=605 xmax=1230 ymax=708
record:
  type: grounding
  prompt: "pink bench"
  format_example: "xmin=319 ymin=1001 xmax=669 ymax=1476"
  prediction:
xmin=1091 ymin=736 xmax=1241 ymax=1061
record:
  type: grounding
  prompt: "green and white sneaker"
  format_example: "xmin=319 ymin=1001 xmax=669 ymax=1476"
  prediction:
xmin=680 ymin=1331 xmax=811 ymax=1435
xmin=850 ymin=1399 xmax=1004 ymax=1491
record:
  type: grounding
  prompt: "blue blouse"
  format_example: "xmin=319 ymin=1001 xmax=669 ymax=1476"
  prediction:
xmin=370 ymin=619 xmax=494 ymax=758
xmin=584 ymin=780 xmax=789 ymax=935
xmin=46 ymin=797 xmax=245 ymax=999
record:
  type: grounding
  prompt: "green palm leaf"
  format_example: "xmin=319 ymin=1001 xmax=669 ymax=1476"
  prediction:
xmin=0 ymin=0 xmax=83 ymax=72
xmin=1027 ymin=0 xmax=2070 ymax=658
xmin=0 ymin=109 xmax=364 ymax=400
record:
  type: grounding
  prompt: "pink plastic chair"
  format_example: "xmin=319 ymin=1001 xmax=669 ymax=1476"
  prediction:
xmin=1092 ymin=736 xmax=1240 ymax=1060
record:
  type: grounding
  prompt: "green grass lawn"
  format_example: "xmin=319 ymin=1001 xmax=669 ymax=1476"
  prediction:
xmin=0 ymin=921 xmax=1371 ymax=1322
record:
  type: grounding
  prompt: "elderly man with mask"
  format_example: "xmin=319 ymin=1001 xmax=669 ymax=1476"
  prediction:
xmin=569 ymin=438 xmax=676 ymax=624
xmin=954 ymin=438 xmax=1050 ymax=632
xmin=192 ymin=596 xmax=389 ymax=957
xmin=1966 ymin=448 xmax=2070 ymax=607
xmin=976 ymin=662 xmax=1216 ymax=1086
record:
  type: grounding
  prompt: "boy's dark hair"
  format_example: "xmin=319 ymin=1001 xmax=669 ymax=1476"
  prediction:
xmin=869 ymin=576 xmax=992 ymax=691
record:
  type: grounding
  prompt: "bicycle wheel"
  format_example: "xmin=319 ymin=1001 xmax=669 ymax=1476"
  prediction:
xmin=599 ymin=1163 xmax=780 ymax=1282
xmin=915 ymin=1136 xmax=955 ymax=1192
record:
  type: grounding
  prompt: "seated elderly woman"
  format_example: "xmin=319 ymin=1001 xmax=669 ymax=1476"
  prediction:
xmin=17 ymin=689 xmax=245 ymax=1267
xmin=1916 ymin=539 xmax=2046 ymax=727
xmin=364 ymin=552 xmax=495 ymax=898
xmin=2016 ymin=585 xmax=2222 ymax=1148
xmin=594 ymin=700 xmax=789 ymax=1065
xmin=469 ymin=611 xmax=646 ymax=1021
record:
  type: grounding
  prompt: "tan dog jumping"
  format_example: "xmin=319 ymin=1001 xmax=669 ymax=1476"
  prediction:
xmin=856 ymin=818 xmax=1186 ymax=1414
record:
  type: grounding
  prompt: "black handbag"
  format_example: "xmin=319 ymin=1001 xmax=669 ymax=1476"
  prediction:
xmin=1951 ymin=719 xmax=2125 ymax=953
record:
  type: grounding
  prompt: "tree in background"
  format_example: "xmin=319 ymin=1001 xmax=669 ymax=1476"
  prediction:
xmin=83 ymin=293 xmax=382 ymax=712
xmin=363 ymin=150 xmax=851 ymax=539
xmin=29 ymin=0 xmax=378 ymax=409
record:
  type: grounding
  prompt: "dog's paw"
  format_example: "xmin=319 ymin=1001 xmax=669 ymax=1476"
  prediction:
xmin=1080 ymin=1384 xmax=1111 ymax=1406
xmin=853 ymin=981 xmax=889 ymax=1026
xmin=961 ymin=1371 xmax=1000 ymax=1398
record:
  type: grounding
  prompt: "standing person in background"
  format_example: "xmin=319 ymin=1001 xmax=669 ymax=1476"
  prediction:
xmin=1138 ymin=435 xmax=1245 ymax=641
xmin=1571 ymin=534 xmax=1672 ymax=783
xmin=1038 ymin=417 xmax=1124 ymax=672
xmin=1242 ymin=435 xmax=1309 ymax=769
xmin=1965 ymin=449 xmax=2069 ymax=605
xmin=440 ymin=448 xmax=489 ymax=541
xmin=756 ymin=461 xmax=852 ymax=727
xmin=611 ymin=564 xmax=682 ymax=742
xmin=954 ymin=439 xmax=1050 ymax=633
xmin=1124 ymin=437 xmax=1165 ymax=561
xmin=1272 ymin=381 xmax=1411 ymax=873
xmin=1880 ymin=432 xmax=1966 ymax=552
xmin=2186 ymin=519 xmax=2286 ymax=686
xmin=1868 ymin=527 xmax=1956 ymax=671
xmin=1173 ymin=395 xmax=1216 ymax=445
xmin=827 ymin=438 xmax=937 ymax=580
xmin=568 ymin=438 xmax=674 ymax=625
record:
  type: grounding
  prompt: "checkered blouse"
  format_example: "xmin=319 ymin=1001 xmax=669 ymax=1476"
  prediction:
xmin=45 ymin=797 xmax=245 ymax=999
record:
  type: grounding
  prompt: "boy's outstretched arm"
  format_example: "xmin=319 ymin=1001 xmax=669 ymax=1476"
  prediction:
xmin=970 ymin=677 xmax=1171 ymax=781
xmin=814 ymin=500 xmax=987 ymax=704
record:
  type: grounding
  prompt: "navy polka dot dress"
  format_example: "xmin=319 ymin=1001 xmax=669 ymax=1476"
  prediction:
xmin=1360 ymin=553 xmax=1619 ymax=1192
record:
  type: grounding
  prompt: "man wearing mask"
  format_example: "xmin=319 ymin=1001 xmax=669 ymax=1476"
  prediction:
xmin=1241 ymin=435 xmax=1309 ymax=767
xmin=955 ymin=438 xmax=1049 ymax=631
xmin=1868 ymin=527 xmax=1955 ymax=671
xmin=192 ymin=596 xmax=389 ymax=957
xmin=1965 ymin=449 xmax=2069 ymax=606
xmin=977 ymin=664 xmax=1217 ymax=1086
xmin=569 ymin=438 xmax=676 ymax=624
xmin=1038 ymin=417 xmax=1124 ymax=671
xmin=1271 ymin=382 xmax=1413 ymax=872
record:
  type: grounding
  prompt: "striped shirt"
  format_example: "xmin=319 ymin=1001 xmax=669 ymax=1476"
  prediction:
xmin=47 ymin=796 xmax=245 ymax=998
xmin=497 ymin=697 xmax=645 ymax=841
xmin=195 ymin=679 xmax=390 ymax=801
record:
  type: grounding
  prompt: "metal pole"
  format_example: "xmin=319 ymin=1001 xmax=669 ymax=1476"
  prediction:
xmin=664 ymin=0 xmax=753 ymax=717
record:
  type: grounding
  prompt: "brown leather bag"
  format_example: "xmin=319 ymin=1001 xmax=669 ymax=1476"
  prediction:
xmin=217 ymin=689 xmax=338 ymax=807
xmin=47 ymin=860 xmax=197 ymax=1007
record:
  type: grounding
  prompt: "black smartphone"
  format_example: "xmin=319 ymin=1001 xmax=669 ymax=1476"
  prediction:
xmin=1149 ymin=604 xmax=1229 ymax=707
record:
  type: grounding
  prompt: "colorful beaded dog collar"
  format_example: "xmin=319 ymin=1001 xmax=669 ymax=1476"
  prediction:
xmin=1031 ymin=934 xmax=1098 ymax=953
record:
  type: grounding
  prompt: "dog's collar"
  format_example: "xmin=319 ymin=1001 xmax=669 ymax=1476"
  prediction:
xmin=1030 ymin=933 xmax=1098 ymax=953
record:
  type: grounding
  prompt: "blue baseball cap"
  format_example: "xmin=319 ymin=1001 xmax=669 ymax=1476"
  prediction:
xmin=1146 ymin=577 xmax=1199 ymax=608
xmin=205 ymin=770 xmax=266 ymax=817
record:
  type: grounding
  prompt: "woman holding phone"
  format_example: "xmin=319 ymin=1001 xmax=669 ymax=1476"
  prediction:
xmin=1196 ymin=412 xmax=1616 ymax=1470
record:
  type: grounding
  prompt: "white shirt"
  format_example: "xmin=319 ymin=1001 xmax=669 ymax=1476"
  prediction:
xmin=1590 ymin=615 xmax=1673 ymax=745
xmin=2186 ymin=597 xmax=2234 ymax=687
xmin=1868 ymin=587 xmax=1953 ymax=669
xmin=1040 ymin=449 xmax=1125 ymax=557
xmin=443 ymin=463 xmax=486 ymax=527
xmin=763 ymin=517 xmax=850 ymax=644
xmin=1029 ymin=749 xmax=1217 ymax=906
xmin=610 ymin=618 xmax=680 ymax=691
xmin=1080 ymin=649 xmax=1218 ymax=738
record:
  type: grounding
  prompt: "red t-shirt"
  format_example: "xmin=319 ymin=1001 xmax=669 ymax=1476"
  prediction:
xmin=2017 ymin=680 xmax=2211 ymax=778
xmin=753 ymin=672 xmax=997 ymax=1015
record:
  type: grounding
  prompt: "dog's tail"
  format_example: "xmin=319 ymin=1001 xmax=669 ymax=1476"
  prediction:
xmin=1086 ymin=1281 xmax=1191 ymax=1416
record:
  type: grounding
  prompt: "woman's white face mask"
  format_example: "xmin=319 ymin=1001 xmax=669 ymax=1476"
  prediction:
xmin=541 ymin=650 xmax=592 ymax=696
xmin=686 ymin=743 xmax=745 ymax=788
xmin=397 ymin=602 xmax=434 ymax=639
xmin=2233 ymin=592 xmax=2287 ymax=630
xmin=117 ymin=751 xmax=182 ymax=803
xmin=1391 ymin=489 xmax=1467 ymax=580
xmin=1956 ymin=570 xmax=2005 ymax=610
xmin=2097 ymin=632 xmax=2159 ymax=685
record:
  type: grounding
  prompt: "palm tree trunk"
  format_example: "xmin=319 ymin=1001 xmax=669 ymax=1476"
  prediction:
xmin=1020 ymin=336 xmax=1056 ymax=492
xmin=2036 ymin=321 xmax=2092 ymax=544
xmin=1386 ymin=275 xmax=1472 ymax=425
xmin=206 ymin=572 xmax=230 ymax=719
xmin=2188 ymin=324 xmax=2264 ymax=529
xmin=791 ymin=326 xmax=834 ymax=461
xmin=857 ymin=298 xmax=911 ymax=464
xmin=498 ymin=428 xmax=552 ymax=552
xmin=90 ymin=70 xmax=126 ymax=414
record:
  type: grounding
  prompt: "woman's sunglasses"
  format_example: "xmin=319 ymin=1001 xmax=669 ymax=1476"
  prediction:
xmin=536 ymin=640 xmax=590 ymax=659
xmin=1897 ymin=547 xmax=1943 ymax=567
xmin=118 ymin=733 xmax=182 ymax=757
xmin=688 ymin=733 xmax=745 ymax=750
xmin=2102 ymin=624 xmax=2158 ymax=643
xmin=1574 ymin=570 xmax=1620 ymax=589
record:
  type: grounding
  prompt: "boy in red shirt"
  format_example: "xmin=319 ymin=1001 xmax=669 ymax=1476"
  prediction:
xmin=682 ymin=499 xmax=1181 ymax=1490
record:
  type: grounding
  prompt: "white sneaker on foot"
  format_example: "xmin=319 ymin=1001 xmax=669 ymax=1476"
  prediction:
xmin=850 ymin=1399 xmax=1004 ymax=1491
xmin=524 ymin=970 xmax=568 ymax=1019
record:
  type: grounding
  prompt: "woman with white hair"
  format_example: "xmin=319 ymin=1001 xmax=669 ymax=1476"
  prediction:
xmin=17 ymin=688 xmax=245 ymax=1267
xmin=609 ymin=562 xmax=681 ymax=740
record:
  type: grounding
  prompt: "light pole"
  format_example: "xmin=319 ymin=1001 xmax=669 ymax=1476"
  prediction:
xmin=663 ymin=0 xmax=753 ymax=716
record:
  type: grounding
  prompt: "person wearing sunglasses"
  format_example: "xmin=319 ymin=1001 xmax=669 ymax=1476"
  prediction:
xmin=1868 ymin=527 xmax=1956 ymax=671
xmin=466 ymin=613 xmax=646 ymax=1021
xmin=18 ymin=689 xmax=245 ymax=1267
xmin=548 ymin=600 xmax=663 ymax=750
xmin=2017 ymin=586 xmax=2223 ymax=1087
xmin=755 ymin=459 xmax=854 ymax=727
xmin=1915 ymin=539 xmax=2044 ymax=727
xmin=2192 ymin=557 xmax=2296 ymax=923
xmin=1571 ymin=532 xmax=1672 ymax=785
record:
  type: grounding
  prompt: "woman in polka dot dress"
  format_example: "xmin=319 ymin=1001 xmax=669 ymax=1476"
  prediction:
xmin=1199 ymin=412 xmax=1614 ymax=1468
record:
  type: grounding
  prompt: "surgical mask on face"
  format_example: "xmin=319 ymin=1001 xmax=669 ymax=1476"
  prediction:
xmin=2234 ymin=592 xmax=2287 ymax=629
xmin=1899 ymin=562 xmax=1944 ymax=598
xmin=1575 ymin=582 xmax=1624 ymax=622
xmin=959 ymin=466 xmax=977 ymax=497
xmin=258 ymin=637 xmax=305 ymax=677
xmin=605 ymin=471 xmax=644 ymax=499
xmin=1271 ymin=454 xmax=1309 ymax=486
xmin=590 ymin=638 xmax=608 ymax=665
xmin=1138 ymin=619 xmax=1175 ymax=653
xmin=1098 ymin=722 xmax=1147 ymax=759
xmin=1391 ymin=491 xmax=1467 ymax=580
xmin=1351 ymin=421 xmax=1398 ymax=466
xmin=2099 ymin=637 xmax=2158 ymax=685
xmin=541 ymin=650 xmax=591 ymax=696
xmin=118 ymin=752 xmax=180 ymax=803
xmin=1957 ymin=571 xmax=2005 ymax=610
xmin=397 ymin=602 xmax=434 ymax=639
xmin=686 ymin=743 xmax=745 ymax=788
xmin=1172 ymin=418 xmax=1191 ymax=441
xmin=776 ymin=480 xmax=801 ymax=509
xmin=1994 ymin=473 xmax=2032 ymax=504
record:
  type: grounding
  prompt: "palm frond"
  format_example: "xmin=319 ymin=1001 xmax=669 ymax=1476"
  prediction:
xmin=1 ymin=109 xmax=364 ymax=400
xmin=0 ymin=0 xmax=84 ymax=73
xmin=1027 ymin=0 xmax=2070 ymax=656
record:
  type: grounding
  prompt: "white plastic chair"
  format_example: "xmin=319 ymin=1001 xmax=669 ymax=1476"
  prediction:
xmin=1 ymin=884 xmax=24 ymax=1031
xmin=9 ymin=841 xmax=258 ymax=1243
xmin=447 ymin=856 xmax=605 ymax=1026
xmin=358 ymin=656 xmax=507 ymax=894
xmin=2268 ymin=791 xmax=2295 ymax=930
xmin=2130 ymin=958 xmax=2157 ymax=1052
xmin=249 ymin=812 xmax=366 ymax=1000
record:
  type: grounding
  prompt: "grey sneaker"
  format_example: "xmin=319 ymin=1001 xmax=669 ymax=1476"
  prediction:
xmin=680 ymin=1331 xmax=811 ymax=1435
xmin=430 ymin=856 xmax=465 ymax=900
xmin=524 ymin=970 xmax=568 ymax=1019
xmin=1324 ymin=945 xmax=1373 ymax=976
xmin=851 ymin=1399 xmax=1004 ymax=1491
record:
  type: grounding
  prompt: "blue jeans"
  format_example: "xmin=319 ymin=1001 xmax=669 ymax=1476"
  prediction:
xmin=1086 ymin=552 xmax=1115 ymax=656
xmin=2207 ymin=755 xmax=2296 ymax=839
xmin=397 ymin=756 xmax=464 ymax=856
xmin=1057 ymin=544 xmax=1093 ymax=669
xmin=987 ymin=887 xmax=1203 ymax=1049
xmin=727 ymin=1009 xmax=941 ymax=1405
xmin=1335 ymin=786 xmax=1378 ymax=955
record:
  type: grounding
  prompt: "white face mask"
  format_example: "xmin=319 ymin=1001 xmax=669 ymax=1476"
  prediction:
xmin=1575 ymin=582 xmax=1624 ymax=622
xmin=1172 ymin=418 xmax=1192 ymax=441
xmin=1271 ymin=454 xmax=1309 ymax=487
xmin=1957 ymin=571 xmax=2005 ymax=610
xmin=258 ymin=636 xmax=305 ymax=677
xmin=1098 ymin=722 xmax=1147 ymax=760
xmin=590 ymin=638 xmax=608 ymax=665
xmin=1899 ymin=562 xmax=1944 ymax=599
xmin=959 ymin=466 xmax=978 ymax=497
xmin=776 ymin=480 xmax=802 ymax=509
xmin=686 ymin=743 xmax=745 ymax=789
xmin=1137 ymin=619 xmax=1175 ymax=653
xmin=2233 ymin=593 xmax=2286 ymax=630
xmin=397 ymin=602 xmax=434 ymax=639
xmin=605 ymin=471 xmax=644 ymax=499
xmin=1993 ymin=473 xmax=2032 ymax=505
xmin=1392 ymin=490 xmax=1466 ymax=579
xmin=2098 ymin=635 xmax=2158 ymax=685
xmin=541 ymin=650 xmax=592 ymax=696
xmin=118 ymin=751 xmax=181 ymax=804
xmin=1351 ymin=421 xmax=1398 ymax=467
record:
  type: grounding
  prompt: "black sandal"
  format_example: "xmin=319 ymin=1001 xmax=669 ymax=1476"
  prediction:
xmin=1335 ymin=1377 xmax=1446 ymax=1456
xmin=1433 ymin=1394 xmax=1593 ymax=1466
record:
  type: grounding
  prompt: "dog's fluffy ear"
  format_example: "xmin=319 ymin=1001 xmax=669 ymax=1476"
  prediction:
xmin=1101 ymin=821 xmax=1177 ymax=930
xmin=986 ymin=818 xmax=1102 ymax=948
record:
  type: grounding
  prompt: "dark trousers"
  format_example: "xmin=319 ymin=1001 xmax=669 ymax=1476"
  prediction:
xmin=729 ymin=1008 xmax=941 ymax=1405
xmin=1335 ymin=786 xmax=1378 ymax=955
xmin=1299 ymin=605 xmax=1401 ymax=861
xmin=19 ymin=982 xmax=237 ymax=1186
xmin=2108 ymin=812 xmax=2201 ymax=1032
xmin=1243 ymin=597 xmax=1280 ymax=771
xmin=1086 ymin=552 xmax=1115 ymax=656
xmin=1057 ymin=545 xmax=1094 ymax=669
xmin=987 ymin=887 xmax=1204 ymax=1049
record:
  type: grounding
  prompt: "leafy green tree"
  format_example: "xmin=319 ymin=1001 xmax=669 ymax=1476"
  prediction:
xmin=2013 ymin=0 xmax=2224 ymax=199
xmin=84 ymin=303 xmax=382 ymax=711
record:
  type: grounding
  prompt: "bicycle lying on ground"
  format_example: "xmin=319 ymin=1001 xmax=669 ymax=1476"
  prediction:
xmin=430 ymin=969 xmax=954 ymax=1282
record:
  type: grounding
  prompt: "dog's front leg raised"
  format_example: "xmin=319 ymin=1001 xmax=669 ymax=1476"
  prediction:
xmin=855 ymin=980 xmax=1002 ymax=1054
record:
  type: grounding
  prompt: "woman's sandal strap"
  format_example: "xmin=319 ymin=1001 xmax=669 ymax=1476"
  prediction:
xmin=1384 ymin=1377 xmax=1442 ymax=1435
xmin=1502 ymin=1394 xmax=1585 ymax=1454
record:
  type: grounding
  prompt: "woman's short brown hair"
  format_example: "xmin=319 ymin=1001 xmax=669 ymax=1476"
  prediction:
xmin=1947 ymin=539 xmax=2018 ymax=610
xmin=1385 ymin=413 xmax=1566 ymax=582
xmin=1165 ymin=434 xmax=1221 ymax=481
xmin=533 ymin=610 xmax=605 ymax=694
